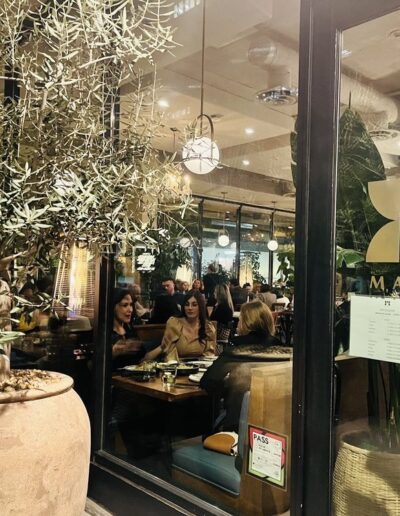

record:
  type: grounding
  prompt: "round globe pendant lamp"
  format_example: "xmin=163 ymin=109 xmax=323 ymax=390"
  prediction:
xmin=267 ymin=238 xmax=279 ymax=251
xmin=217 ymin=192 xmax=230 ymax=247
xmin=218 ymin=230 xmax=230 ymax=247
xmin=179 ymin=236 xmax=192 ymax=248
xmin=182 ymin=0 xmax=219 ymax=174
xmin=182 ymin=116 xmax=220 ymax=174
xmin=267 ymin=202 xmax=278 ymax=252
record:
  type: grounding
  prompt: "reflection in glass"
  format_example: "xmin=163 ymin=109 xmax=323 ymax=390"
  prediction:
xmin=333 ymin=12 xmax=400 ymax=516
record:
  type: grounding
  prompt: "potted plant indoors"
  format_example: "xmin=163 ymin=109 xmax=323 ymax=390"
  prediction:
xmin=0 ymin=0 xmax=190 ymax=514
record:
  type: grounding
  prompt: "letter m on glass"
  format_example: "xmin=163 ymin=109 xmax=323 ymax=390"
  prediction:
xmin=366 ymin=178 xmax=400 ymax=262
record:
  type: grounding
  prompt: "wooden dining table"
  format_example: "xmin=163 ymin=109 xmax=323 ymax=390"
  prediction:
xmin=112 ymin=374 xmax=206 ymax=403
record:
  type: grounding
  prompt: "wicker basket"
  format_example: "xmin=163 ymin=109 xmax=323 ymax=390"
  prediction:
xmin=333 ymin=432 xmax=400 ymax=515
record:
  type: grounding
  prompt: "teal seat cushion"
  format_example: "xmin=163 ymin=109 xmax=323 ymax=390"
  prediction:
xmin=172 ymin=444 xmax=241 ymax=495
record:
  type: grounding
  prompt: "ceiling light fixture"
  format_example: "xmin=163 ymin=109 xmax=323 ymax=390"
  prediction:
xmin=242 ymin=159 xmax=250 ymax=166
xmin=158 ymin=99 xmax=169 ymax=108
xmin=179 ymin=236 xmax=192 ymax=248
xmin=182 ymin=0 xmax=220 ymax=175
xmin=267 ymin=202 xmax=279 ymax=252
xmin=256 ymin=86 xmax=298 ymax=105
xmin=245 ymin=127 xmax=254 ymax=135
xmin=217 ymin=192 xmax=230 ymax=247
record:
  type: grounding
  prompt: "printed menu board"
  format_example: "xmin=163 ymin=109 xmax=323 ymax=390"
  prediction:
xmin=349 ymin=296 xmax=400 ymax=364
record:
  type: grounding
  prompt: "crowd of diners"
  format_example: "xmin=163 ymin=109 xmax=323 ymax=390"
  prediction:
xmin=111 ymin=265 xmax=293 ymax=458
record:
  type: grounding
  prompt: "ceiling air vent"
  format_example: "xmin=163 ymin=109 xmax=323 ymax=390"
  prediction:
xmin=256 ymin=86 xmax=298 ymax=105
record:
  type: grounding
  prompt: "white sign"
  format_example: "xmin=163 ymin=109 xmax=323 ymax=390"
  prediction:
xmin=250 ymin=430 xmax=283 ymax=481
xmin=350 ymin=295 xmax=400 ymax=364
xmin=136 ymin=252 xmax=156 ymax=272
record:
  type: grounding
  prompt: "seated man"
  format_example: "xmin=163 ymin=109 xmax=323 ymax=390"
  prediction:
xmin=229 ymin=278 xmax=248 ymax=307
xmin=149 ymin=278 xmax=184 ymax=324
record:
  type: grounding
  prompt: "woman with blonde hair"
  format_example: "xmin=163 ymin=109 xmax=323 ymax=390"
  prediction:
xmin=209 ymin=283 xmax=234 ymax=342
xmin=236 ymin=299 xmax=275 ymax=337
xmin=200 ymin=300 xmax=283 ymax=433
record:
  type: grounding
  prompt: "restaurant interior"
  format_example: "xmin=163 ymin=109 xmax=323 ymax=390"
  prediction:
xmin=2 ymin=0 xmax=400 ymax=514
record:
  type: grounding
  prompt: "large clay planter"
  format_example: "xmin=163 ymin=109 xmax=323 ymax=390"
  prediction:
xmin=333 ymin=432 xmax=400 ymax=515
xmin=0 ymin=372 xmax=90 ymax=516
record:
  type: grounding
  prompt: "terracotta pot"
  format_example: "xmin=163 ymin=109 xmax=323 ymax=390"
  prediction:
xmin=333 ymin=431 xmax=400 ymax=515
xmin=0 ymin=372 xmax=90 ymax=516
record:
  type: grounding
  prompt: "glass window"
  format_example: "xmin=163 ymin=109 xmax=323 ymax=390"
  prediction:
xmin=332 ymin=11 xmax=400 ymax=515
xmin=102 ymin=0 xmax=299 ymax=513
xmin=201 ymin=200 xmax=238 ymax=281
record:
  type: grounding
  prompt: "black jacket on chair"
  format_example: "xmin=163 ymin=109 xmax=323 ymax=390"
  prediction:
xmin=200 ymin=331 xmax=288 ymax=432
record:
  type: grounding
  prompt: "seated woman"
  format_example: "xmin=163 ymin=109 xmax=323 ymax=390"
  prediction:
xmin=112 ymin=288 xmax=146 ymax=371
xmin=209 ymin=283 xmax=234 ymax=342
xmin=191 ymin=278 xmax=205 ymax=294
xmin=111 ymin=288 xmax=161 ymax=458
xmin=200 ymin=300 xmax=281 ymax=433
xmin=146 ymin=289 xmax=216 ymax=362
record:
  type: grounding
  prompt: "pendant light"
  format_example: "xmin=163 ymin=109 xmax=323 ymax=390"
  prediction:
xmin=182 ymin=0 xmax=220 ymax=174
xmin=217 ymin=192 xmax=229 ymax=247
xmin=267 ymin=203 xmax=278 ymax=251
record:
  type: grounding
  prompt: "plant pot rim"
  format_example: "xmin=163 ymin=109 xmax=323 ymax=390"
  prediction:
xmin=340 ymin=430 xmax=400 ymax=457
xmin=0 ymin=371 xmax=73 ymax=404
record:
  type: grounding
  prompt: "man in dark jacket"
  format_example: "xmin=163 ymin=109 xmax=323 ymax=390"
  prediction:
xmin=229 ymin=278 xmax=248 ymax=307
xmin=203 ymin=264 xmax=219 ymax=302
xmin=149 ymin=278 xmax=185 ymax=323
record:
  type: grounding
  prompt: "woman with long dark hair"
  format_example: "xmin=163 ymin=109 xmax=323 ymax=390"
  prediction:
xmin=111 ymin=288 xmax=145 ymax=370
xmin=146 ymin=289 xmax=216 ymax=361
xmin=192 ymin=278 xmax=205 ymax=294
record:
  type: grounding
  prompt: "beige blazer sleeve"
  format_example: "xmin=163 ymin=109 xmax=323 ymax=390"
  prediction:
xmin=203 ymin=321 xmax=217 ymax=357
xmin=161 ymin=317 xmax=181 ymax=362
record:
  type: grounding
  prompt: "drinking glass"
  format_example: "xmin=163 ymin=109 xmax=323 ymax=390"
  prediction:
xmin=161 ymin=367 xmax=176 ymax=390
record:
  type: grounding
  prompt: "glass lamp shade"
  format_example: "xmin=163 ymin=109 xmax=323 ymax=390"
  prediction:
xmin=182 ymin=136 xmax=220 ymax=174
xmin=267 ymin=239 xmax=279 ymax=251
xmin=179 ymin=236 xmax=191 ymax=248
xmin=218 ymin=230 xmax=230 ymax=247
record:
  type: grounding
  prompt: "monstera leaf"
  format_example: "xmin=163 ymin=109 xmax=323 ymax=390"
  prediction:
xmin=337 ymin=108 xmax=386 ymax=253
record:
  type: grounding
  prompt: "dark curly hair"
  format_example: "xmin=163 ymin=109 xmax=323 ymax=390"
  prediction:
xmin=182 ymin=289 xmax=208 ymax=343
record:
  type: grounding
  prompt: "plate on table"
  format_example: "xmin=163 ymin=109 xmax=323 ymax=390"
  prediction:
xmin=188 ymin=372 xmax=204 ymax=384
xmin=156 ymin=361 xmax=178 ymax=373
xmin=176 ymin=364 xmax=200 ymax=376
xmin=119 ymin=364 xmax=157 ymax=380
xmin=186 ymin=360 xmax=214 ymax=369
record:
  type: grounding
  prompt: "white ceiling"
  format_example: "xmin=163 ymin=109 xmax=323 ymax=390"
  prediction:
xmin=120 ymin=1 xmax=400 ymax=209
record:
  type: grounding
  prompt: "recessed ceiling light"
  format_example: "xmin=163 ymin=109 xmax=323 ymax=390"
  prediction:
xmin=242 ymin=159 xmax=250 ymax=166
xmin=245 ymin=127 xmax=254 ymax=135
xmin=158 ymin=99 xmax=169 ymax=108
xmin=288 ymin=225 xmax=293 ymax=229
